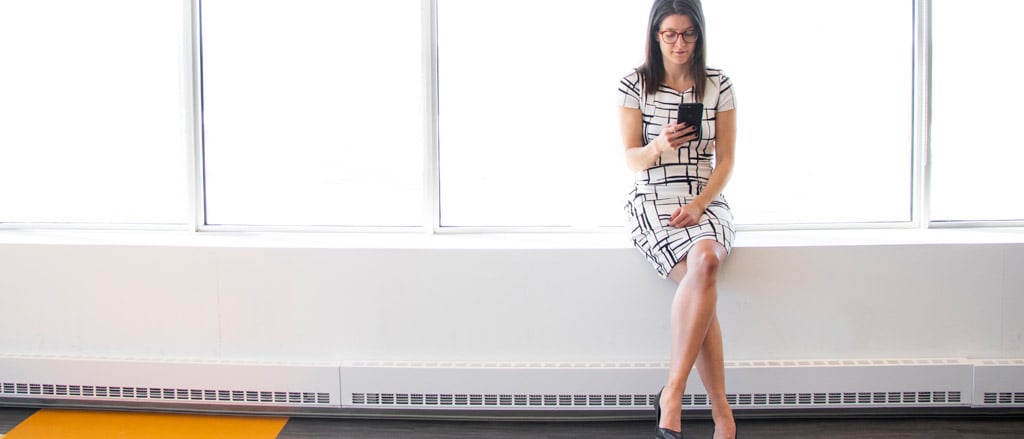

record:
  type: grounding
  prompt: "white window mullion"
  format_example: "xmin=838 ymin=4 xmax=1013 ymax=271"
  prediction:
xmin=188 ymin=0 xmax=206 ymax=231
xmin=912 ymin=0 xmax=932 ymax=229
xmin=424 ymin=0 xmax=441 ymax=233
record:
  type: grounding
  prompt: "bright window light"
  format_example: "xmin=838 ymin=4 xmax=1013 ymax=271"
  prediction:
xmin=201 ymin=0 xmax=424 ymax=226
xmin=438 ymin=0 xmax=913 ymax=227
xmin=437 ymin=0 xmax=645 ymax=227
xmin=704 ymin=0 xmax=913 ymax=225
xmin=0 ymin=0 xmax=190 ymax=224
xmin=931 ymin=0 xmax=1024 ymax=222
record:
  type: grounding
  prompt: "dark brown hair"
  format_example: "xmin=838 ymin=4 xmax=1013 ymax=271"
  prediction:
xmin=638 ymin=0 xmax=708 ymax=101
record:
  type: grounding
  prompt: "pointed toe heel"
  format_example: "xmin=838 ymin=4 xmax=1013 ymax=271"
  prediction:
xmin=654 ymin=387 xmax=683 ymax=438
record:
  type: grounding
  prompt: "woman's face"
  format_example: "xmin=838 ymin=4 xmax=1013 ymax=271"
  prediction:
xmin=658 ymin=14 xmax=698 ymax=67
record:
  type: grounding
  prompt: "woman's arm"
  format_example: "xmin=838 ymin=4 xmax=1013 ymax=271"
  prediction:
xmin=668 ymin=108 xmax=736 ymax=228
xmin=692 ymin=108 xmax=735 ymax=210
xmin=620 ymin=106 xmax=697 ymax=172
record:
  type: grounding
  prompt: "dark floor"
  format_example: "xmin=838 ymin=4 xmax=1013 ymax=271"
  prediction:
xmin=0 ymin=407 xmax=35 ymax=434
xmin=275 ymin=417 xmax=1024 ymax=439
xmin=3 ymin=407 xmax=1024 ymax=438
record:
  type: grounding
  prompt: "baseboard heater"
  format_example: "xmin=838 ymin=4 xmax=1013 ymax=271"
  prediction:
xmin=1 ymin=356 xmax=1022 ymax=415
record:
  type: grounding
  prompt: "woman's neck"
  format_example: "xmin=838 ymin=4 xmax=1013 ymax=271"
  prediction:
xmin=664 ymin=65 xmax=690 ymax=83
xmin=663 ymin=65 xmax=693 ymax=90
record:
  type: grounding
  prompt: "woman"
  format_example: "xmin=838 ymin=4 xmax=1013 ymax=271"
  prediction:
xmin=617 ymin=0 xmax=737 ymax=438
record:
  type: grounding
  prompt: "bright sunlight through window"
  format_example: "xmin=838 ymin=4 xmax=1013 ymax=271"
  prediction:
xmin=201 ymin=0 xmax=424 ymax=226
xmin=0 ymin=0 xmax=190 ymax=224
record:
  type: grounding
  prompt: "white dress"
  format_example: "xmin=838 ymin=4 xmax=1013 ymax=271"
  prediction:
xmin=617 ymin=68 xmax=737 ymax=278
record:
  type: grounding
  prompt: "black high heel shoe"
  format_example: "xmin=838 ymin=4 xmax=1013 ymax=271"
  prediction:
xmin=654 ymin=387 xmax=683 ymax=439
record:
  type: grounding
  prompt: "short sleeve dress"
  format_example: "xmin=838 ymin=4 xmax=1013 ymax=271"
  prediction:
xmin=617 ymin=68 xmax=736 ymax=278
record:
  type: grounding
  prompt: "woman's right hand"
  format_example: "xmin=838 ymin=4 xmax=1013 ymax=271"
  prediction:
xmin=652 ymin=122 xmax=698 ymax=153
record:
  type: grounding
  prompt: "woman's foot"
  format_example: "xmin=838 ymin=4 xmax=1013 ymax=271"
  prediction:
xmin=657 ymin=386 xmax=683 ymax=432
xmin=654 ymin=389 xmax=683 ymax=438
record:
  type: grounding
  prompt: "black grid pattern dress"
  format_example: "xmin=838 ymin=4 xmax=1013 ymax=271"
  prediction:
xmin=618 ymin=68 xmax=736 ymax=278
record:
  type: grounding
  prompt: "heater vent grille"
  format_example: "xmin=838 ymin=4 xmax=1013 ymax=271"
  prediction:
xmin=0 ymin=381 xmax=330 ymax=405
xmin=982 ymin=392 xmax=1024 ymax=405
xmin=350 ymin=391 xmax=961 ymax=408
xmin=351 ymin=392 xmax=657 ymax=407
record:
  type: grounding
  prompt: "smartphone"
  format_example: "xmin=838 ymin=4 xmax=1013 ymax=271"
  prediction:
xmin=676 ymin=102 xmax=704 ymax=141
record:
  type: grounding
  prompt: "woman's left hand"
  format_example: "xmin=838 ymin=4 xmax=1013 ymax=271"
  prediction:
xmin=669 ymin=202 xmax=706 ymax=228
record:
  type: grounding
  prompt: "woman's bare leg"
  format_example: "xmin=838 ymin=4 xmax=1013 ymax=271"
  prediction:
xmin=666 ymin=253 xmax=736 ymax=438
xmin=658 ymin=240 xmax=728 ymax=433
xmin=695 ymin=314 xmax=736 ymax=438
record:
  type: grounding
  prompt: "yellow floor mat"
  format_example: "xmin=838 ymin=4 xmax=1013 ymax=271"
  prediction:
xmin=4 ymin=409 xmax=287 ymax=439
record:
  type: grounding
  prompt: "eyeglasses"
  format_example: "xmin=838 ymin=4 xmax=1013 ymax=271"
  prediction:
xmin=659 ymin=29 xmax=698 ymax=44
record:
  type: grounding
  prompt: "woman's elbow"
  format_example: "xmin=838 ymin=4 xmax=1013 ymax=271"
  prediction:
xmin=625 ymin=158 xmax=646 ymax=173
xmin=714 ymin=156 xmax=735 ymax=173
xmin=624 ymin=149 xmax=649 ymax=173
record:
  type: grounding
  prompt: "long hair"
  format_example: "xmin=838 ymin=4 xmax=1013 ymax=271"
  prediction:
xmin=638 ymin=0 xmax=708 ymax=101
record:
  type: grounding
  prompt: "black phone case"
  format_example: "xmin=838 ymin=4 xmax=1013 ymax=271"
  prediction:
xmin=676 ymin=102 xmax=704 ymax=141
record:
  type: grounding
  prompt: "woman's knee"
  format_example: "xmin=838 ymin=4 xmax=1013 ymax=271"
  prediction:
xmin=687 ymin=243 xmax=723 ymax=277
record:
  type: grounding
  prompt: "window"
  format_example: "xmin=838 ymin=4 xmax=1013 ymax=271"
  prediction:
xmin=2 ymin=1 xmax=1014 ymax=232
xmin=437 ymin=0 xmax=913 ymax=227
xmin=201 ymin=0 xmax=424 ymax=226
xmin=704 ymin=0 xmax=913 ymax=225
xmin=436 ymin=0 xmax=646 ymax=227
xmin=0 ymin=0 xmax=190 ymax=224
xmin=930 ymin=0 xmax=1024 ymax=222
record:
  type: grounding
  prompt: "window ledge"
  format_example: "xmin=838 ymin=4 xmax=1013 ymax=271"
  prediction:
xmin=0 ymin=227 xmax=1023 ymax=250
xmin=735 ymin=227 xmax=1024 ymax=247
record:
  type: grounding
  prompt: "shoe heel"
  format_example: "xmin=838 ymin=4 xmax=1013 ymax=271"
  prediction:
xmin=654 ymin=387 xmax=663 ymax=426
xmin=654 ymin=387 xmax=683 ymax=438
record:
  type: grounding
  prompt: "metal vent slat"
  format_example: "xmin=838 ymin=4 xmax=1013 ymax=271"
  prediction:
xmin=0 ymin=381 xmax=330 ymax=405
xmin=346 ymin=390 xmax=971 ymax=407
xmin=982 ymin=392 xmax=1024 ymax=405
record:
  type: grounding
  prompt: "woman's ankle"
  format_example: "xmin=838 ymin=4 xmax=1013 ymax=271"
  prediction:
xmin=710 ymin=401 xmax=734 ymax=421
xmin=661 ymin=383 xmax=686 ymax=401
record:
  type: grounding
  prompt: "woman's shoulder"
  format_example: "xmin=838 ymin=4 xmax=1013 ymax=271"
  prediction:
xmin=620 ymin=69 xmax=644 ymax=85
xmin=705 ymin=67 xmax=731 ymax=84
xmin=704 ymin=67 xmax=736 ymax=110
xmin=618 ymin=69 xmax=646 ymax=102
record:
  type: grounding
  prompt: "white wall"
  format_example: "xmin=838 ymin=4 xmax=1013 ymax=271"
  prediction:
xmin=1 ymin=230 xmax=1022 ymax=365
